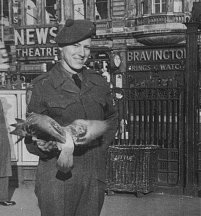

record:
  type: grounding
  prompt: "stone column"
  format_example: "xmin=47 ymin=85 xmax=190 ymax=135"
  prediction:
xmin=36 ymin=0 xmax=43 ymax=24
xmin=63 ymin=0 xmax=73 ymax=21
xmin=86 ymin=0 xmax=95 ymax=20
xmin=184 ymin=20 xmax=200 ymax=196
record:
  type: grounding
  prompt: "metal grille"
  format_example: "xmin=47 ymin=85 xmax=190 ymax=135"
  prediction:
xmin=112 ymin=87 xmax=182 ymax=149
xmin=106 ymin=87 xmax=184 ymax=190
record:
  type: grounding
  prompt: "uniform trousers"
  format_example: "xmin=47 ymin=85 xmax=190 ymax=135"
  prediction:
xmin=35 ymin=159 xmax=106 ymax=216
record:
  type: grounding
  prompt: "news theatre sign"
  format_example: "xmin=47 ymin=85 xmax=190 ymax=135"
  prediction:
xmin=14 ymin=26 xmax=59 ymax=61
xmin=127 ymin=46 xmax=186 ymax=72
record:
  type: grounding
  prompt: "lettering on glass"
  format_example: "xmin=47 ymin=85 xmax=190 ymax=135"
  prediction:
xmin=127 ymin=48 xmax=186 ymax=72
xmin=127 ymin=48 xmax=186 ymax=62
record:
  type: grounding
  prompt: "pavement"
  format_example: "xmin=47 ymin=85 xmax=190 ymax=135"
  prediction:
xmin=1 ymin=183 xmax=201 ymax=216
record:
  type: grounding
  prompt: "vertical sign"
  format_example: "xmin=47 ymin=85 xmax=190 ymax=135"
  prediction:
xmin=12 ymin=0 xmax=21 ymax=25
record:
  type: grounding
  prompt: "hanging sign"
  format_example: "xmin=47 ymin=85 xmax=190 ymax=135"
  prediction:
xmin=14 ymin=25 xmax=59 ymax=61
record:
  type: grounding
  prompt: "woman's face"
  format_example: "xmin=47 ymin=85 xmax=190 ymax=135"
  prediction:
xmin=60 ymin=38 xmax=91 ymax=73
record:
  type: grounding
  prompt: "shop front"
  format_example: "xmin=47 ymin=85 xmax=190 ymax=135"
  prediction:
xmin=106 ymin=44 xmax=187 ymax=195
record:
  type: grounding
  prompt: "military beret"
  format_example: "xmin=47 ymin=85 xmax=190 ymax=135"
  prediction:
xmin=55 ymin=19 xmax=96 ymax=46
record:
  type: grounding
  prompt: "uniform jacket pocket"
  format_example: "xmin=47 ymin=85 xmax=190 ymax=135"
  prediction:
xmin=45 ymin=95 xmax=76 ymax=109
xmin=91 ymin=95 xmax=106 ymax=108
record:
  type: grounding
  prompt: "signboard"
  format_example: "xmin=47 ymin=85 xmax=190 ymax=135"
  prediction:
xmin=127 ymin=47 xmax=186 ymax=72
xmin=12 ymin=0 xmax=21 ymax=25
xmin=10 ymin=63 xmax=47 ymax=73
xmin=14 ymin=25 xmax=59 ymax=61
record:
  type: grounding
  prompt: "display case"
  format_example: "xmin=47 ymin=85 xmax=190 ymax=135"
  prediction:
xmin=0 ymin=90 xmax=38 ymax=183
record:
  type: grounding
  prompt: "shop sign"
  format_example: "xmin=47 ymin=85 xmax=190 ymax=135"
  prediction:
xmin=91 ymin=40 xmax=112 ymax=47
xmin=14 ymin=26 xmax=59 ymax=61
xmin=10 ymin=63 xmax=47 ymax=73
xmin=127 ymin=47 xmax=186 ymax=72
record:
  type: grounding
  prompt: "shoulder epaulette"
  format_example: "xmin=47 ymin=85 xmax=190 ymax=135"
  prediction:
xmin=27 ymin=73 xmax=50 ymax=90
xmin=85 ymin=68 xmax=109 ymax=87
xmin=32 ymin=73 xmax=49 ymax=84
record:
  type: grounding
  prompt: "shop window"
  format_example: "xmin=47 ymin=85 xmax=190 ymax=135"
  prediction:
xmin=73 ymin=0 xmax=86 ymax=19
xmin=127 ymin=0 xmax=137 ymax=17
xmin=45 ymin=0 xmax=57 ymax=23
xmin=0 ymin=0 xmax=9 ymax=26
xmin=141 ymin=0 xmax=148 ymax=15
xmin=174 ymin=0 xmax=182 ymax=12
xmin=25 ymin=0 xmax=57 ymax=25
xmin=26 ymin=0 xmax=37 ymax=25
xmin=152 ymin=0 xmax=166 ymax=14
xmin=95 ymin=0 xmax=109 ymax=20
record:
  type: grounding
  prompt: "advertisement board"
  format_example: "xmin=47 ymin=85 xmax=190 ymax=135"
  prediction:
xmin=14 ymin=25 xmax=59 ymax=61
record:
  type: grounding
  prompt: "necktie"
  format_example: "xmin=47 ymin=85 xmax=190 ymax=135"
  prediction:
xmin=72 ymin=74 xmax=81 ymax=89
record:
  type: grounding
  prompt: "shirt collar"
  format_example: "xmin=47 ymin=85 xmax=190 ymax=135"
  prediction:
xmin=50 ymin=62 xmax=77 ymax=88
xmin=51 ymin=62 xmax=85 ymax=92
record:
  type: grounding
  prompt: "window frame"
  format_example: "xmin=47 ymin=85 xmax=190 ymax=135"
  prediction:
xmin=173 ymin=0 xmax=183 ymax=13
xmin=94 ymin=0 xmax=111 ymax=21
xmin=73 ymin=0 xmax=86 ymax=20
xmin=152 ymin=0 xmax=167 ymax=14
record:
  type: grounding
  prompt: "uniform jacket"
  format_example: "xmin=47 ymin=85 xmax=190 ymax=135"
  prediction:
xmin=25 ymin=62 xmax=118 ymax=182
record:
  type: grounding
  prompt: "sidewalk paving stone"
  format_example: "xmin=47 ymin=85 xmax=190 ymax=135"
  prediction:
xmin=0 ymin=183 xmax=201 ymax=216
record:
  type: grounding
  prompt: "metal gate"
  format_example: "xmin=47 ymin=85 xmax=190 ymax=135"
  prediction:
xmin=107 ymin=80 xmax=184 ymax=191
xmin=109 ymin=83 xmax=184 ymax=190
xmin=106 ymin=45 xmax=187 ymax=193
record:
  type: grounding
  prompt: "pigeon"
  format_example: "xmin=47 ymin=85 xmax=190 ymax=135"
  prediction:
xmin=10 ymin=112 xmax=108 ymax=173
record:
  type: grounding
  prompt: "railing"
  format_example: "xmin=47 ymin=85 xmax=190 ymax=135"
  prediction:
xmin=112 ymin=87 xmax=183 ymax=148
xmin=126 ymin=14 xmax=186 ymax=27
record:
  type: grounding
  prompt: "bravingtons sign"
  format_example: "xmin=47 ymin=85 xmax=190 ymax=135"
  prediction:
xmin=127 ymin=47 xmax=186 ymax=72
xmin=14 ymin=26 xmax=59 ymax=61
